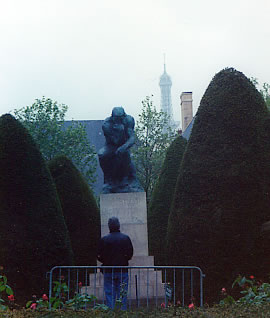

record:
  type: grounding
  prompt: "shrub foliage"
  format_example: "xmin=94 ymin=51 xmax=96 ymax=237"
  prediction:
xmin=167 ymin=68 xmax=270 ymax=302
xmin=0 ymin=114 xmax=74 ymax=303
xmin=148 ymin=135 xmax=187 ymax=265
xmin=48 ymin=155 xmax=100 ymax=266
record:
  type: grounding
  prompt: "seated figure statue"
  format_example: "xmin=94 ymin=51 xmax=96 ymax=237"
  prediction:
xmin=98 ymin=107 xmax=143 ymax=194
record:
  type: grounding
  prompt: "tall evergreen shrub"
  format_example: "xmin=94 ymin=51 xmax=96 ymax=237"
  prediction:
xmin=48 ymin=155 xmax=100 ymax=266
xmin=148 ymin=135 xmax=187 ymax=265
xmin=167 ymin=68 xmax=270 ymax=302
xmin=0 ymin=114 xmax=73 ymax=303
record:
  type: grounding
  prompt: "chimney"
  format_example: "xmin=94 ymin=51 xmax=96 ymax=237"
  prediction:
xmin=180 ymin=92 xmax=193 ymax=131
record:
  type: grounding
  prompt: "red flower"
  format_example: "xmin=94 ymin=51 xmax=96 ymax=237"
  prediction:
xmin=30 ymin=303 xmax=37 ymax=310
xmin=160 ymin=302 xmax=166 ymax=308
xmin=221 ymin=287 xmax=227 ymax=294
xmin=42 ymin=294 xmax=48 ymax=301
xmin=250 ymin=275 xmax=255 ymax=279
xmin=188 ymin=303 xmax=195 ymax=309
xmin=8 ymin=295 xmax=15 ymax=301
xmin=78 ymin=282 xmax=83 ymax=288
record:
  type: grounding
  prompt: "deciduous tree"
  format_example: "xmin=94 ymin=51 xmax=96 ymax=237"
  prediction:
xmin=131 ymin=96 xmax=176 ymax=201
xmin=13 ymin=97 xmax=97 ymax=185
xmin=251 ymin=77 xmax=270 ymax=109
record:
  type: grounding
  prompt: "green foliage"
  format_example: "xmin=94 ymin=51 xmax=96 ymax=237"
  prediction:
xmin=26 ymin=280 xmax=96 ymax=311
xmin=65 ymin=293 xmax=97 ymax=310
xmin=3 ymin=305 xmax=270 ymax=317
xmin=0 ymin=114 xmax=74 ymax=304
xmin=250 ymin=77 xmax=270 ymax=110
xmin=148 ymin=135 xmax=187 ymax=265
xmin=131 ymin=96 xmax=176 ymax=201
xmin=48 ymin=155 xmax=100 ymax=266
xmin=114 ymin=282 xmax=128 ymax=310
xmin=232 ymin=276 xmax=270 ymax=305
xmin=0 ymin=275 xmax=14 ymax=310
xmin=25 ymin=279 xmax=102 ymax=311
xmin=13 ymin=97 xmax=97 ymax=185
xmin=49 ymin=280 xmax=69 ymax=309
xmin=220 ymin=275 xmax=270 ymax=306
xmin=167 ymin=68 xmax=270 ymax=302
xmin=26 ymin=295 xmax=49 ymax=310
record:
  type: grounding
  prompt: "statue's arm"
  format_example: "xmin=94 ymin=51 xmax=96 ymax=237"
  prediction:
xmin=102 ymin=117 xmax=113 ymax=144
xmin=116 ymin=116 xmax=135 ymax=154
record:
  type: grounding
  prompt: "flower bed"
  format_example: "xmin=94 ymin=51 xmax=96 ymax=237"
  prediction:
xmin=2 ymin=304 xmax=270 ymax=318
xmin=2 ymin=272 xmax=270 ymax=317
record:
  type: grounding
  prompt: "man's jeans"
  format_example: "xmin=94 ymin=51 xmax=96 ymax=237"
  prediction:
xmin=104 ymin=272 xmax=129 ymax=309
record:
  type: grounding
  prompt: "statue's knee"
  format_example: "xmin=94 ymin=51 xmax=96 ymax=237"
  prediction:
xmin=98 ymin=148 xmax=107 ymax=160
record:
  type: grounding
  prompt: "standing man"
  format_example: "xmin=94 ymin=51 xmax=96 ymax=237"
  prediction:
xmin=97 ymin=217 xmax=133 ymax=309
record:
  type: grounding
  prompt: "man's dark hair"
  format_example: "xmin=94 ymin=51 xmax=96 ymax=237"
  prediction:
xmin=108 ymin=217 xmax=120 ymax=232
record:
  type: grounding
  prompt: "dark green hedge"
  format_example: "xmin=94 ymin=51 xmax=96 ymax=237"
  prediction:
xmin=167 ymin=68 xmax=270 ymax=302
xmin=48 ymin=155 xmax=100 ymax=266
xmin=148 ymin=135 xmax=187 ymax=265
xmin=0 ymin=114 xmax=74 ymax=303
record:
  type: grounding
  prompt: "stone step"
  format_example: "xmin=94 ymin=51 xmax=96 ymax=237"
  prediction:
xmin=83 ymin=268 xmax=166 ymax=300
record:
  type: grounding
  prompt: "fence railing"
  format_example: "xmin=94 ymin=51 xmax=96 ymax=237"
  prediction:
xmin=48 ymin=266 xmax=205 ymax=310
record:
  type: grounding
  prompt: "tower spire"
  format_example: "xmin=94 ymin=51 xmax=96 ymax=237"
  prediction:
xmin=163 ymin=53 xmax=166 ymax=73
xmin=159 ymin=55 xmax=173 ymax=126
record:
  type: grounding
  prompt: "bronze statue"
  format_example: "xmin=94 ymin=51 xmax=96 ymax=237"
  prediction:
xmin=98 ymin=107 xmax=143 ymax=194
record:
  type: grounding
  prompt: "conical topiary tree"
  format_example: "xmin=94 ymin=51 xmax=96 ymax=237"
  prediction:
xmin=48 ymin=155 xmax=100 ymax=266
xmin=167 ymin=68 xmax=270 ymax=302
xmin=0 ymin=114 xmax=74 ymax=304
xmin=148 ymin=135 xmax=187 ymax=265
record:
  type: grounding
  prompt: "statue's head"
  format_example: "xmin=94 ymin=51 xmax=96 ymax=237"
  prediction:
xmin=112 ymin=107 xmax=126 ymax=124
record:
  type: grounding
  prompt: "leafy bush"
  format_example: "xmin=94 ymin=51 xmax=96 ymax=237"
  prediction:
xmin=0 ymin=114 xmax=74 ymax=304
xmin=167 ymin=68 xmax=270 ymax=303
xmin=48 ymin=155 xmax=100 ymax=266
xmin=4 ymin=303 xmax=270 ymax=317
xmin=220 ymin=275 xmax=270 ymax=305
xmin=148 ymin=135 xmax=187 ymax=265
xmin=0 ymin=274 xmax=14 ymax=310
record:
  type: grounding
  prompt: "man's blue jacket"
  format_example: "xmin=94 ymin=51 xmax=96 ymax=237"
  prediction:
xmin=97 ymin=230 xmax=133 ymax=271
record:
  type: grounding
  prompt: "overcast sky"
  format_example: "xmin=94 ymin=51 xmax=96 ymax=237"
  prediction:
xmin=0 ymin=0 xmax=269 ymax=126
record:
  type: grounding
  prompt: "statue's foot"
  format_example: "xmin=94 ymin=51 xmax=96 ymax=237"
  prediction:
xmin=127 ymin=178 xmax=144 ymax=192
xmin=102 ymin=178 xmax=143 ymax=194
xmin=102 ymin=183 xmax=113 ymax=194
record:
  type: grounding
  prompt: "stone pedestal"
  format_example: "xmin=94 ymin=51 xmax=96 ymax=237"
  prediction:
xmin=100 ymin=192 xmax=151 ymax=260
xmin=84 ymin=192 xmax=165 ymax=300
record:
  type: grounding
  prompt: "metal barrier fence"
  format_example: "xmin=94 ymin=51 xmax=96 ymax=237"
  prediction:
xmin=48 ymin=266 xmax=205 ymax=310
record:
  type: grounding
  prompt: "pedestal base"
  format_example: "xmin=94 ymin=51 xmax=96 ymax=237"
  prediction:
xmin=86 ymin=192 xmax=164 ymax=301
xmin=82 ymin=269 xmax=165 ymax=300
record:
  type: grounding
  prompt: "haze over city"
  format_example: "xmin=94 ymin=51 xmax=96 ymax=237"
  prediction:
xmin=0 ymin=0 xmax=269 ymax=125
